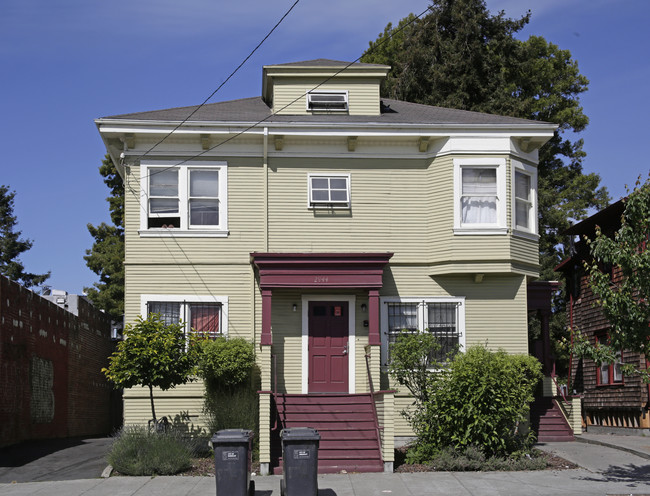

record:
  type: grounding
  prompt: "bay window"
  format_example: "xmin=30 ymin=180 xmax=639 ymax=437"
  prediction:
xmin=512 ymin=160 xmax=537 ymax=236
xmin=454 ymin=158 xmax=506 ymax=234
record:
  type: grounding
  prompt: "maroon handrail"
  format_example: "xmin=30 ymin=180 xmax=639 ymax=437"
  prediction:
xmin=364 ymin=352 xmax=384 ymax=464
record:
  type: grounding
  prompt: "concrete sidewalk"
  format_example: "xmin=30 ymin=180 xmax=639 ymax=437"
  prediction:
xmin=1 ymin=433 xmax=650 ymax=495
xmin=0 ymin=468 xmax=649 ymax=496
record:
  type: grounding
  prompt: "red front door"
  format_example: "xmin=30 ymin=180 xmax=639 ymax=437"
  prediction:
xmin=308 ymin=301 xmax=349 ymax=393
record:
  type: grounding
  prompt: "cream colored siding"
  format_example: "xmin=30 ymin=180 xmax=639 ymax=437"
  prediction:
xmin=270 ymin=291 xmax=303 ymax=393
xmin=124 ymin=159 xmax=265 ymax=265
xmin=267 ymin=158 xmax=434 ymax=262
xmin=272 ymin=78 xmax=381 ymax=115
xmin=124 ymin=264 xmax=255 ymax=340
xmin=123 ymin=382 xmax=209 ymax=428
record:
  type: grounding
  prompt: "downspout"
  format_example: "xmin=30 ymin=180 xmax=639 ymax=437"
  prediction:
xmin=263 ymin=127 xmax=269 ymax=252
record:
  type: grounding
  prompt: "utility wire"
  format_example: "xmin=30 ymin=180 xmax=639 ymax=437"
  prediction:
xmin=140 ymin=4 xmax=432 ymax=180
xmin=136 ymin=0 xmax=302 ymax=162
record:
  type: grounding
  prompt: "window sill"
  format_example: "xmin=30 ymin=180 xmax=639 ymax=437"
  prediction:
xmin=512 ymin=229 xmax=539 ymax=241
xmin=138 ymin=229 xmax=229 ymax=238
xmin=453 ymin=227 xmax=508 ymax=236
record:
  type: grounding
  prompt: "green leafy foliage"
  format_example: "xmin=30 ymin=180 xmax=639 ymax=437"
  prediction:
xmin=388 ymin=331 xmax=445 ymax=404
xmin=102 ymin=314 xmax=200 ymax=422
xmin=389 ymin=339 xmax=542 ymax=461
xmin=577 ymin=175 xmax=650 ymax=378
xmin=0 ymin=185 xmax=50 ymax=288
xmin=197 ymin=338 xmax=258 ymax=456
xmin=108 ymin=425 xmax=195 ymax=475
xmin=84 ymin=154 xmax=124 ymax=320
xmin=197 ymin=337 xmax=256 ymax=392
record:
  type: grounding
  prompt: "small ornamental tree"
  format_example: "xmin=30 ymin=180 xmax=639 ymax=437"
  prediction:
xmin=103 ymin=314 xmax=200 ymax=424
xmin=576 ymin=175 xmax=650 ymax=378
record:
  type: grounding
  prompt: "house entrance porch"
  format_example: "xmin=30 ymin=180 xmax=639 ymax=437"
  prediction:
xmin=250 ymin=253 xmax=394 ymax=474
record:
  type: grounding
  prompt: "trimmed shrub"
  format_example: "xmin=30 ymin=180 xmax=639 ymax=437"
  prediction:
xmin=197 ymin=337 xmax=255 ymax=392
xmin=108 ymin=425 xmax=195 ymax=475
xmin=389 ymin=337 xmax=542 ymax=462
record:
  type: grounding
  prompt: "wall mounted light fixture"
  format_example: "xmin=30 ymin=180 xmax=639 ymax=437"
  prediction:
xmin=361 ymin=303 xmax=367 ymax=312
xmin=292 ymin=304 xmax=297 ymax=312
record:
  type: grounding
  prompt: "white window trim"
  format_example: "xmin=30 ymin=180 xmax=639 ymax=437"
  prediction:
xmin=453 ymin=158 xmax=507 ymax=235
xmin=380 ymin=296 xmax=466 ymax=367
xmin=140 ymin=294 xmax=229 ymax=337
xmin=305 ymin=90 xmax=349 ymax=112
xmin=301 ymin=295 xmax=356 ymax=394
xmin=307 ymin=173 xmax=351 ymax=209
xmin=140 ymin=160 xmax=228 ymax=237
xmin=511 ymin=159 xmax=539 ymax=239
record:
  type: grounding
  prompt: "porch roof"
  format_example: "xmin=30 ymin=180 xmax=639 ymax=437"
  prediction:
xmin=250 ymin=252 xmax=393 ymax=290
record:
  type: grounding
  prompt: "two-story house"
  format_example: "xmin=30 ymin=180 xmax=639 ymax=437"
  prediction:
xmin=96 ymin=59 xmax=556 ymax=474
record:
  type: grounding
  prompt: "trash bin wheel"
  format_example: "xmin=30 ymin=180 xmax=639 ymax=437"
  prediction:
xmin=249 ymin=480 xmax=255 ymax=496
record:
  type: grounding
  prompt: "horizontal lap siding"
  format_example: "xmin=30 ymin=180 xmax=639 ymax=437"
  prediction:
xmin=124 ymin=160 xmax=265 ymax=265
xmin=270 ymin=291 xmax=303 ymax=394
xmin=123 ymin=382 xmax=209 ymax=428
xmin=273 ymin=78 xmax=381 ymax=115
xmin=124 ymin=265 xmax=255 ymax=340
xmin=267 ymin=158 xmax=434 ymax=261
xmin=428 ymin=156 xmax=454 ymax=260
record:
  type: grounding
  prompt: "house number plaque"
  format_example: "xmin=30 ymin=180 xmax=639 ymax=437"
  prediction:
xmin=314 ymin=276 xmax=329 ymax=283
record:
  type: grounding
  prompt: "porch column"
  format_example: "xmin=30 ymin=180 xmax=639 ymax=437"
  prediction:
xmin=261 ymin=289 xmax=272 ymax=346
xmin=540 ymin=309 xmax=552 ymax=374
xmin=368 ymin=290 xmax=380 ymax=346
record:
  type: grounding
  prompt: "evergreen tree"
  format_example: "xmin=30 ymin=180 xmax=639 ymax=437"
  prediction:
xmin=0 ymin=185 xmax=50 ymax=288
xmin=84 ymin=155 xmax=124 ymax=320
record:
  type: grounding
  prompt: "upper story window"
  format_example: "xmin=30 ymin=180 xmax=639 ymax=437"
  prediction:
xmin=141 ymin=161 xmax=228 ymax=237
xmin=308 ymin=174 xmax=350 ymax=208
xmin=306 ymin=91 xmax=348 ymax=112
xmin=380 ymin=297 xmax=465 ymax=366
xmin=512 ymin=160 xmax=538 ymax=237
xmin=453 ymin=158 xmax=506 ymax=235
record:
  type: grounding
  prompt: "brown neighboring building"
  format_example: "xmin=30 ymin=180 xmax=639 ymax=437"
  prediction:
xmin=556 ymin=200 xmax=650 ymax=432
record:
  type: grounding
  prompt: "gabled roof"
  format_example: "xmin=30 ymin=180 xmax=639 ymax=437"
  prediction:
xmin=264 ymin=58 xmax=388 ymax=68
xmin=99 ymin=96 xmax=550 ymax=128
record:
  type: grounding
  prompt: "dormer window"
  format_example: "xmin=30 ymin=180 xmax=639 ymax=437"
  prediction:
xmin=307 ymin=91 xmax=348 ymax=112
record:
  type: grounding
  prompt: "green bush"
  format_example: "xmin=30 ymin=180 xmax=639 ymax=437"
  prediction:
xmin=197 ymin=337 xmax=255 ymax=391
xmin=425 ymin=446 xmax=547 ymax=471
xmin=197 ymin=337 xmax=259 ymax=459
xmin=389 ymin=338 xmax=542 ymax=462
xmin=108 ymin=425 xmax=195 ymax=475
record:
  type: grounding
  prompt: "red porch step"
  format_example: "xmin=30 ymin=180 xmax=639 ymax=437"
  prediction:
xmin=531 ymin=397 xmax=575 ymax=442
xmin=272 ymin=393 xmax=384 ymax=474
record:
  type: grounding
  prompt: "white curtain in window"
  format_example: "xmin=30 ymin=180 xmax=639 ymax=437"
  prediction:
xmin=461 ymin=168 xmax=497 ymax=224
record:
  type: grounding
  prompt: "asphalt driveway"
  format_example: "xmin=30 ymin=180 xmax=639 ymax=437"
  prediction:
xmin=0 ymin=437 xmax=112 ymax=483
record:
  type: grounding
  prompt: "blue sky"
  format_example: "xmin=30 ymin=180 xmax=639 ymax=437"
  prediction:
xmin=1 ymin=0 xmax=648 ymax=295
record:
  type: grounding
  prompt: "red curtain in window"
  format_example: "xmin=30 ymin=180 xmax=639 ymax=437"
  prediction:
xmin=190 ymin=304 xmax=220 ymax=339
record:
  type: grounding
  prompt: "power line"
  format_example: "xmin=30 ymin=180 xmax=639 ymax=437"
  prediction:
xmin=136 ymin=0 xmax=302 ymax=162
xmin=140 ymin=4 xmax=432 ymax=180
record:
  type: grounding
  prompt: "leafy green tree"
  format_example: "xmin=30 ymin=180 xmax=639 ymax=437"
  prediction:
xmin=84 ymin=154 xmax=124 ymax=320
xmin=575 ymin=176 xmax=650 ymax=377
xmin=102 ymin=314 xmax=200 ymax=424
xmin=0 ymin=185 xmax=50 ymax=288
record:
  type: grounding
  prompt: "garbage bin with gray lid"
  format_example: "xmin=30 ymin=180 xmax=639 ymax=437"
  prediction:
xmin=280 ymin=427 xmax=320 ymax=496
xmin=211 ymin=429 xmax=255 ymax=496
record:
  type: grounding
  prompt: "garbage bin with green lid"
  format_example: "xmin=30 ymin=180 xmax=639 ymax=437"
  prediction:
xmin=211 ymin=429 xmax=255 ymax=496
xmin=280 ymin=427 xmax=320 ymax=496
